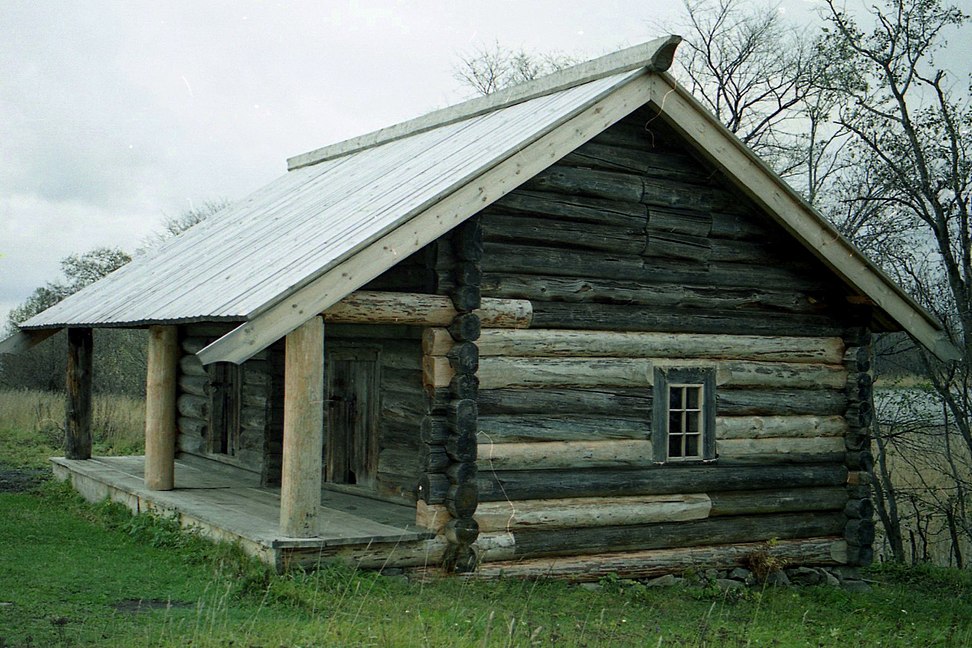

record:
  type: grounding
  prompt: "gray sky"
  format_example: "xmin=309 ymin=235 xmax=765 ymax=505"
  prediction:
xmin=0 ymin=0 xmax=917 ymax=321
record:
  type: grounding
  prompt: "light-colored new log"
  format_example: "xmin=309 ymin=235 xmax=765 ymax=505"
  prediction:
xmin=478 ymin=439 xmax=654 ymax=470
xmin=457 ymin=537 xmax=848 ymax=580
xmin=323 ymin=291 xmax=531 ymax=328
xmin=145 ymin=325 xmax=179 ymax=491
xmin=423 ymin=329 xmax=845 ymax=364
xmin=717 ymin=436 xmax=847 ymax=458
xmin=716 ymin=416 xmax=848 ymax=439
xmin=418 ymin=494 xmax=712 ymax=534
xmin=279 ymin=316 xmax=325 ymax=538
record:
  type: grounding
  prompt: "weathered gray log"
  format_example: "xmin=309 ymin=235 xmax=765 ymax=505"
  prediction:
xmin=179 ymin=354 xmax=207 ymax=377
xmin=478 ymin=387 xmax=652 ymax=417
xmin=844 ymin=518 xmax=876 ymax=546
xmin=558 ymin=140 xmax=703 ymax=182
xmin=417 ymin=464 xmax=849 ymax=504
xmin=482 ymin=213 xmax=647 ymax=255
xmin=65 ymin=327 xmax=93 ymax=460
xmin=444 ymin=518 xmax=480 ymax=545
xmin=531 ymin=302 xmax=844 ymax=337
xmin=448 ymin=313 xmax=480 ymax=342
xmin=489 ymin=189 xmax=647 ymax=228
xmin=378 ymin=447 xmax=423 ymax=476
xmin=708 ymin=487 xmax=847 ymax=516
xmin=447 ymin=461 xmax=477 ymax=485
xmin=717 ymin=437 xmax=847 ymax=460
xmin=419 ymin=444 xmax=450 ymax=472
xmin=180 ymin=336 xmax=208 ymax=355
xmin=447 ymin=399 xmax=477 ymax=436
xmin=718 ymin=389 xmax=847 ymax=416
xmin=450 ymin=284 xmax=481 ymax=313
xmin=844 ymin=498 xmax=874 ymax=519
xmin=421 ymin=416 xmax=450 ymax=444
xmin=846 ymin=543 xmax=874 ymax=566
xmin=461 ymin=537 xmax=847 ymax=581
xmin=498 ymin=512 xmax=846 ymax=559
xmin=178 ymin=374 xmax=211 ymax=397
xmin=481 ymin=242 xmax=830 ymax=293
xmin=177 ymin=415 xmax=207 ymax=438
xmin=453 ymin=217 xmax=483 ymax=262
xmin=647 ymin=206 xmax=712 ymax=238
xmin=323 ymin=291 xmax=531 ymax=328
xmin=477 ymin=414 xmax=649 ymax=443
xmin=177 ymin=393 xmax=209 ymax=420
xmin=446 ymin=433 xmax=477 ymax=463
xmin=716 ymin=416 xmax=848 ymax=439
xmin=445 ymin=482 xmax=478 ymax=519
xmin=446 ymin=342 xmax=479 ymax=374
xmin=449 ymin=374 xmax=479 ymax=401
xmin=481 ymin=273 xmax=834 ymax=317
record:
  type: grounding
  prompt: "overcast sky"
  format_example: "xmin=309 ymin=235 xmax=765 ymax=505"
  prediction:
xmin=0 ymin=0 xmax=960 ymax=322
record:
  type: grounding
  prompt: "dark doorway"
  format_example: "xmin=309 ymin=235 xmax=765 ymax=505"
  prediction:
xmin=325 ymin=346 xmax=380 ymax=489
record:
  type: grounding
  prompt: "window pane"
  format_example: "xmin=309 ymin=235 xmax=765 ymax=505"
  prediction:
xmin=686 ymin=386 xmax=700 ymax=409
xmin=685 ymin=434 xmax=700 ymax=457
xmin=669 ymin=412 xmax=682 ymax=433
xmin=669 ymin=434 xmax=682 ymax=458
xmin=669 ymin=386 xmax=683 ymax=409
xmin=686 ymin=411 xmax=700 ymax=433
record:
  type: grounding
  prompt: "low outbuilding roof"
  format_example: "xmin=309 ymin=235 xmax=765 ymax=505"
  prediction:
xmin=4 ymin=35 xmax=959 ymax=363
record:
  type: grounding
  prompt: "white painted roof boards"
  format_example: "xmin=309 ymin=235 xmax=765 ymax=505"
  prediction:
xmin=21 ymin=69 xmax=640 ymax=329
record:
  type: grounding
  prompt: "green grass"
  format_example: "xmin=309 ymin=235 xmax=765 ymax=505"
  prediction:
xmin=1 ymin=480 xmax=971 ymax=647
xmin=0 ymin=389 xmax=144 ymax=467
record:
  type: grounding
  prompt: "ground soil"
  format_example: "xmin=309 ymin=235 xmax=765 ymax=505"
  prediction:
xmin=0 ymin=462 xmax=49 ymax=493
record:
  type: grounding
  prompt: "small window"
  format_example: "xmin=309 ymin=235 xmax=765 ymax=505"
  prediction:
xmin=653 ymin=368 xmax=716 ymax=463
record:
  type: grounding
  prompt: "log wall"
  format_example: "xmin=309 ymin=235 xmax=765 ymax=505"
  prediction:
xmin=414 ymin=106 xmax=872 ymax=569
xmin=175 ymin=323 xmax=276 ymax=480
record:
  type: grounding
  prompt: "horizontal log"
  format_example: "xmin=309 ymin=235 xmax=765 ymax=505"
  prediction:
xmin=459 ymin=537 xmax=847 ymax=581
xmin=448 ymin=312 xmax=480 ymax=342
xmin=478 ymin=439 xmax=653 ymax=470
xmin=176 ymin=429 xmax=205 ymax=454
xmin=378 ymin=447 xmax=422 ymax=476
xmin=716 ymin=415 xmax=848 ymax=439
xmin=323 ymin=291 xmax=532 ymax=328
xmin=718 ymin=389 xmax=847 ymax=416
xmin=471 ymin=329 xmax=844 ymax=364
xmin=844 ymin=498 xmax=874 ymax=519
xmin=283 ymin=538 xmax=448 ymax=571
xmin=178 ymin=374 xmax=211 ymax=397
xmin=482 ymin=242 xmax=834 ymax=294
xmin=471 ymin=357 xmax=845 ymax=391
xmin=177 ymin=393 xmax=208 ymax=419
xmin=481 ymin=273 xmax=835 ymax=316
xmin=491 ymin=511 xmax=847 ymax=559
xmin=717 ymin=437 xmax=847 ymax=459
xmin=845 ymin=518 xmax=876 ymax=545
xmin=559 ymin=141 xmax=704 ymax=183
xmin=418 ymin=494 xmax=713 ymax=534
xmin=181 ymin=337 xmax=208 ymax=355
xmin=420 ymin=416 xmax=450 ymax=444
xmin=490 ymin=189 xmax=647 ymax=228
xmin=531 ymin=302 xmax=845 ymax=337
xmin=179 ymin=354 xmax=207 ymax=377
xmin=708 ymin=487 xmax=848 ymax=516
xmin=478 ymin=414 xmax=649 ymax=443
xmin=177 ymin=415 xmax=207 ymax=438
xmin=482 ymin=212 xmax=647 ymax=255
xmin=478 ymin=387 xmax=652 ymax=417
xmin=472 ymin=464 xmax=848 ymax=503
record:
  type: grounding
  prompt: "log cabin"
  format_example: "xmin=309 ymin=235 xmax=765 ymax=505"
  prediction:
xmin=1 ymin=36 xmax=960 ymax=579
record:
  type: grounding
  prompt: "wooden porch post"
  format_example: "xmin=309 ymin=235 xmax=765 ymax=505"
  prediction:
xmin=144 ymin=325 xmax=179 ymax=490
xmin=280 ymin=316 xmax=325 ymax=537
xmin=65 ymin=328 xmax=93 ymax=460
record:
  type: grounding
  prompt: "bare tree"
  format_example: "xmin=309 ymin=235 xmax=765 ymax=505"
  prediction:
xmin=453 ymin=40 xmax=577 ymax=95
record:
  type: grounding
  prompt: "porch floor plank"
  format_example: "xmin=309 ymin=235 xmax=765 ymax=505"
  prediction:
xmin=50 ymin=455 xmax=435 ymax=565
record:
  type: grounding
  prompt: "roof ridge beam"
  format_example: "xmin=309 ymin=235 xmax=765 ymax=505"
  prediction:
xmin=286 ymin=35 xmax=681 ymax=171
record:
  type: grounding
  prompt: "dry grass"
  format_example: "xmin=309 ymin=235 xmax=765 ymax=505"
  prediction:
xmin=0 ymin=389 xmax=145 ymax=467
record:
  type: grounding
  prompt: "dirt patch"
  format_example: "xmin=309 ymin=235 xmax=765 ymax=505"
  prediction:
xmin=0 ymin=463 xmax=49 ymax=493
xmin=113 ymin=599 xmax=195 ymax=614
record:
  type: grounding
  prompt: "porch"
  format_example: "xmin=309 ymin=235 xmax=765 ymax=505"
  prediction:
xmin=52 ymin=454 xmax=443 ymax=572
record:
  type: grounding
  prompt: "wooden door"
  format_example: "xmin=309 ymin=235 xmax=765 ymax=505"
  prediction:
xmin=325 ymin=347 xmax=380 ymax=489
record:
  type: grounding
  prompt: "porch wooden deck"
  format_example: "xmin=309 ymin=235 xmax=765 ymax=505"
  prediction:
xmin=51 ymin=455 xmax=444 ymax=572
